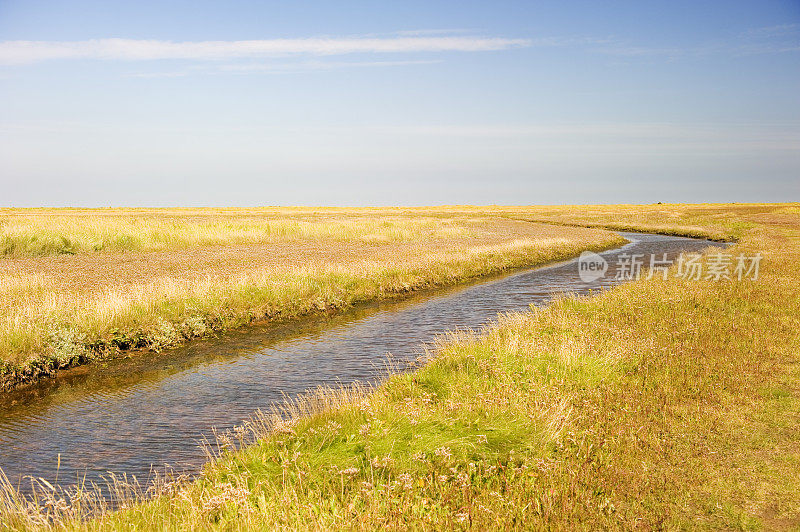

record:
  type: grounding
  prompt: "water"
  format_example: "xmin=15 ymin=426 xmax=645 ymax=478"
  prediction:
xmin=0 ymin=232 xmax=723 ymax=489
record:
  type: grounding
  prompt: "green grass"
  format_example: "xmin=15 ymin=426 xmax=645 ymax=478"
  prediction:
xmin=2 ymin=204 xmax=798 ymax=530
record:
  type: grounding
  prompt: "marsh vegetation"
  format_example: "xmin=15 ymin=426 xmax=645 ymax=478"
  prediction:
xmin=0 ymin=210 xmax=621 ymax=390
xmin=1 ymin=204 xmax=798 ymax=530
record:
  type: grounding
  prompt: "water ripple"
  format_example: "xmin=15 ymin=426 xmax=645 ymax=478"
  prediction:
xmin=0 ymin=233 xmax=723 ymax=489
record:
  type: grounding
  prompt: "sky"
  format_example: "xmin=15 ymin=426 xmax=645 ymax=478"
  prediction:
xmin=0 ymin=0 xmax=798 ymax=207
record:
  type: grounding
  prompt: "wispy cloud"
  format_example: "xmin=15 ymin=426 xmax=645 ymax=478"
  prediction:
xmin=216 ymin=59 xmax=442 ymax=72
xmin=125 ymin=59 xmax=443 ymax=78
xmin=0 ymin=35 xmax=530 ymax=65
xmin=4 ymin=26 xmax=795 ymax=68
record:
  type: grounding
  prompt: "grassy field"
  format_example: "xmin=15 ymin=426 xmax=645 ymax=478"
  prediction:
xmin=0 ymin=210 xmax=478 ymax=256
xmin=497 ymin=202 xmax=796 ymax=241
xmin=1 ymin=203 xmax=798 ymax=530
xmin=0 ymin=210 xmax=622 ymax=391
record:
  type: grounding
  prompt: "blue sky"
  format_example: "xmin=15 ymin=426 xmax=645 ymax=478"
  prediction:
xmin=1 ymin=0 xmax=798 ymax=206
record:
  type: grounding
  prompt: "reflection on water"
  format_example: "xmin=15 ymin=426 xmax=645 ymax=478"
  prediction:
xmin=0 ymin=233 xmax=724 ymax=489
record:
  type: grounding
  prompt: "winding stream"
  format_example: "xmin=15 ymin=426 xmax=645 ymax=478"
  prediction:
xmin=0 ymin=232 xmax=723 ymax=489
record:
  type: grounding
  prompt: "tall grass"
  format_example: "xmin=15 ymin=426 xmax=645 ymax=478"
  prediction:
xmin=2 ymin=204 xmax=798 ymax=529
xmin=0 ymin=214 xmax=473 ymax=256
xmin=0 ymin=215 xmax=622 ymax=390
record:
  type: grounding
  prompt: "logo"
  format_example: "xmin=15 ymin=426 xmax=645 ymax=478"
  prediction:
xmin=578 ymin=251 xmax=608 ymax=283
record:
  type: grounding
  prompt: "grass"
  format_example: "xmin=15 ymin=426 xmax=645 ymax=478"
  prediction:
xmin=0 ymin=211 xmax=623 ymax=390
xmin=2 ymin=203 xmax=798 ymax=530
xmin=496 ymin=202 xmax=797 ymax=241
xmin=0 ymin=211 xmax=476 ymax=256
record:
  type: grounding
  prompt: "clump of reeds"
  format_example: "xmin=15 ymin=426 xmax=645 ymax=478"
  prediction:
xmin=0 ymin=467 xmax=192 ymax=530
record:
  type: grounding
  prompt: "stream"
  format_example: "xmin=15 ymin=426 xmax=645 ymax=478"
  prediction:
xmin=0 ymin=232 xmax=723 ymax=490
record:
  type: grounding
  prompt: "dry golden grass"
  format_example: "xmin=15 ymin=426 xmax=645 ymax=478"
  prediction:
xmin=3 ymin=204 xmax=797 ymax=530
xmin=497 ymin=202 xmax=800 ymax=241
xmin=0 ymin=210 xmax=479 ymax=256
xmin=0 ymin=211 xmax=622 ymax=390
